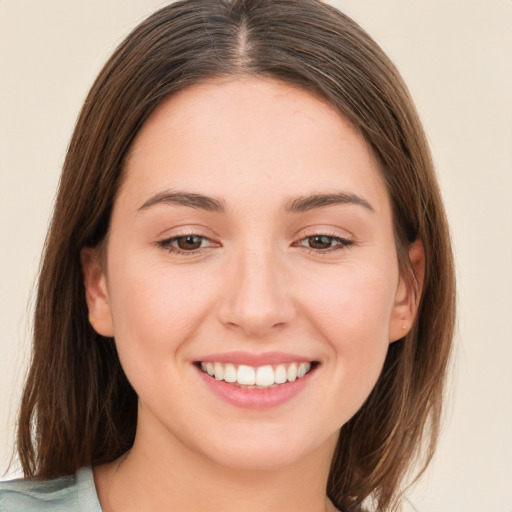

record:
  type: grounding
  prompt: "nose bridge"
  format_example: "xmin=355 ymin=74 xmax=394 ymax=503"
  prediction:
xmin=218 ymin=239 xmax=295 ymax=336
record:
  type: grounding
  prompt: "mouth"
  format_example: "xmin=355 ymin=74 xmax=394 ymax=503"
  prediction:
xmin=195 ymin=361 xmax=319 ymax=389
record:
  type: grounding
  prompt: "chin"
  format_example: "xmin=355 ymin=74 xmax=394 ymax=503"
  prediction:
xmin=206 ymin=446 xmax=311 ymax=472
xmin=192 ymin=425 xmax=339 ymax=473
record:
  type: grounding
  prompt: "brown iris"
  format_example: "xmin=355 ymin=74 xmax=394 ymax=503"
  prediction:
xmin=176 ymin=235 xmax=203 ymax=250
xmin=307 ymin=235 xmax=334 ymax=250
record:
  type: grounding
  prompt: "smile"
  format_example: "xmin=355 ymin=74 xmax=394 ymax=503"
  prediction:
xmin=198 ymin=361 xmax=316 ymax=389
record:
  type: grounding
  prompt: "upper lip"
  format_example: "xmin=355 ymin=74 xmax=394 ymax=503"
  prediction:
xmin=195 ymin=351 xmax=317 ymax=366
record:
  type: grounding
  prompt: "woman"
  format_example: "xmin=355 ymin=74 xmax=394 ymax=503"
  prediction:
xmin=0 ymin=0 xmax=455 ymax=511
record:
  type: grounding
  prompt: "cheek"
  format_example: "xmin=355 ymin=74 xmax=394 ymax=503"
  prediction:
xmin=301 ymin=260 xmax=397 ymax=338
xmin=105 ymin=252 xmax=216 ymax=372
xmin=298 ymin=262 xmax=397 ymax=406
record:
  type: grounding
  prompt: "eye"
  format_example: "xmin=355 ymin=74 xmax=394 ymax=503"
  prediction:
xmin=296 ymin=234 xmax=353 ymax=253
xmin=173 ymin=235 xmax=206 ymax=251
xmin=157 ymin=234 xmax=216 ymax=254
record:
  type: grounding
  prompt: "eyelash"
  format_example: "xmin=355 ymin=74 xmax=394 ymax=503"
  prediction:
xmin=294 ymin=233 xmax=354 ymax=254
xmin=156 ymin=232 xmax=216 ymax=256
xmin=157 ymin=232 xmax=353 ymax=256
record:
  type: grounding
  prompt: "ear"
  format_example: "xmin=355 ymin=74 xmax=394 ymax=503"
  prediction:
xmin=389 ymin=240 xmax=425 ymax=343
xmin=81 ymin=248 xmax=114 ymax=337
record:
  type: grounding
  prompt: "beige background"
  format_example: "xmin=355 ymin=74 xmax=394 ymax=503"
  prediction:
xmin=1 ymin=1 xmax=511 ymax=510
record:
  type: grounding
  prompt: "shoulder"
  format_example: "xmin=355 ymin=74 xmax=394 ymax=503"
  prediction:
xmin=0 ymin=467 xmax=102 ymax=512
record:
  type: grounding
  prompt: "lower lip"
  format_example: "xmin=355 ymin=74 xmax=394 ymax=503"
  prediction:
xmin=195 ymin=366 xmax=315 ymax=409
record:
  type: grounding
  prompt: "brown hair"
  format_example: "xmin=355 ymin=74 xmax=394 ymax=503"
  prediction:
xmin=16 ymin=1 xmax=455 ymax=510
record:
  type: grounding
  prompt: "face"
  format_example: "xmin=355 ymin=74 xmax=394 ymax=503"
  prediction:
xmin=84 ymin=78 xmax=417 ymax=472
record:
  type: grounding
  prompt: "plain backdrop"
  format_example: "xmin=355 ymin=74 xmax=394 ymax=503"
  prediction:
xmin=1 ymin=1 xmax=511 ymax=511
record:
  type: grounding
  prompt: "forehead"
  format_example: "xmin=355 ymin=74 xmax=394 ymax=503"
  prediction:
xmin=120 ymin=77 xmax=389 ymax=215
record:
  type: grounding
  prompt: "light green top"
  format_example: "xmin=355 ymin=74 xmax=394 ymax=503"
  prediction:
xmin=0 ymin=467 xmax=102 ymax=511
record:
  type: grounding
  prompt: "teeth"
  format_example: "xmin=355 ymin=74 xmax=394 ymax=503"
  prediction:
xmin=214 ymin=362 xmax=224 ymax=381
xmin=297 ymin=362 xmax=308 ymax=378
xmin=274 ymin=364 xmax=287 ymax=384
xmin=199 ymin=361 xmax=312 ymax=388
xmin=287 ymin=363 xmax=297 ymax=382
xmin=256 ymin=365 xmax=274 ymax=387
xmin=224 ymin=363 xmax=237 ymax=383
xmin=237 ymin=365 xmax=256 ymax=385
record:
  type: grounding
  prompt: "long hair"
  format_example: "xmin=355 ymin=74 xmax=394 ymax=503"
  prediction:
xmin=16 ymin=1 xmax=456 ymax=510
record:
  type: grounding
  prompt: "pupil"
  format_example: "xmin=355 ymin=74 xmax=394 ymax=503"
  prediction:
xmin=309 ymin=235 xmax=331 ymax=249
xmin=177 ymin=235 xmax=202 ymax=250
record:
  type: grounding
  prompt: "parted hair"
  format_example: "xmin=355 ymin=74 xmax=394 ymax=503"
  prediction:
xmin=16 ymin=1 xmax=456 ymax=511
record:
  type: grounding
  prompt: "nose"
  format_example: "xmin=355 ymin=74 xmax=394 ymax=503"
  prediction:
xmin=217 ymin=246 xmax=296 ymax=338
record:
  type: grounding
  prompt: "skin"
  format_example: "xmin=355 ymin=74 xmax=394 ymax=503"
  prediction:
xmin=83 ymin=77 xmax=423 ymax=512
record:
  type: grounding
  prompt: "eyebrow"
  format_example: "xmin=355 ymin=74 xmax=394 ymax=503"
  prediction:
xmin=137 ymin=191 xmax=226 ymax=213
xmin=137 ymin=190 xmax=374 ymax=214
xmin=284 ymin=192 xmax=375 ymax=213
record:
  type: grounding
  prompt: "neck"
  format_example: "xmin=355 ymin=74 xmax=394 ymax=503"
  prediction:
xmin=94 ymin=413 xmax=339 ymax=512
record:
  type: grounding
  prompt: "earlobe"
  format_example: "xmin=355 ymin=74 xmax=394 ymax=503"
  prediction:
xmin=81 ymin=248 xmax=114 ymax=337
xmin=389 ymin=240 xmax=425 ymax=343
